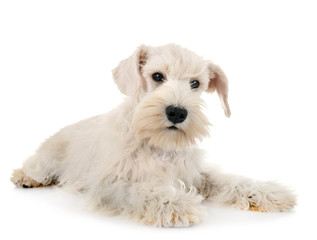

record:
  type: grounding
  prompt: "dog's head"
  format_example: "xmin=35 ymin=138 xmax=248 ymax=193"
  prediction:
xmin=113 ymin=44 xmax=230 ymax=150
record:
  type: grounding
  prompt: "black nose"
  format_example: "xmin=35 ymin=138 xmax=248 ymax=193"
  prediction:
xmin=166 ymin=105 xmax=188 ymax=124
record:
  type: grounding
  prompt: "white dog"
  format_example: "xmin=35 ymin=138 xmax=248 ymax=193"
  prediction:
xmin=11 ymin=44 xmax=296 ymax=227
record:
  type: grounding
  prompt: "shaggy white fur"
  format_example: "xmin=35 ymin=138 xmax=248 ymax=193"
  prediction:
xmin=11 ymin=44 xmax=296 ymax=227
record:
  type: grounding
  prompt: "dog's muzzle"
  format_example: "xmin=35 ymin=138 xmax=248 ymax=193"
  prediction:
xmin=166 ymin=105 xmax=188 ymax=124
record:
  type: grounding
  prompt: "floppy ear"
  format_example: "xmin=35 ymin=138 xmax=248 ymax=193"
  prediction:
xmin=207 ymin=62 xmax=231 ymax=117
xmin=112 ymin=45 xmax=148 ymax=97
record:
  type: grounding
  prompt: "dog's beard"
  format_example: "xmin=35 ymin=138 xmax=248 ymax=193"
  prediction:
xmin=132 ymin=89 xmax=210 ymax=150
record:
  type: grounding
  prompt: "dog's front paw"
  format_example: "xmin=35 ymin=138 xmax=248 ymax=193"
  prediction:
xmin=247 ymin=181 xmax=297 ymax=212
xmin=166 ymin=204 xmax=205 ymax=227
xmin=142 ymin=204 xmax=205 ymax=227
xmin=138 ymin=194 xmax=205 ymax=227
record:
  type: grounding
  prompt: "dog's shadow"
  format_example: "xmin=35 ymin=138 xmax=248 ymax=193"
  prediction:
xmin=201 ymin=201 xmax=295 ymax=227
xmin=12 ymin=186 xmax=294 ymax=228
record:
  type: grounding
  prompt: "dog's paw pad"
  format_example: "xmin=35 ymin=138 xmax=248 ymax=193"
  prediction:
xmin=248 ymin=206 xmax=266 ymax=212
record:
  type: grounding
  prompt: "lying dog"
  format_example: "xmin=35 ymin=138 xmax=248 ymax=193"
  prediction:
xmin=11 ymin=44 xmax=296 ymax=227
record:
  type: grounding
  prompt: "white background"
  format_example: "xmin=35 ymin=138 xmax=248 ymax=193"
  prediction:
xmin=1 ymin=0 xmax=316 ymax=239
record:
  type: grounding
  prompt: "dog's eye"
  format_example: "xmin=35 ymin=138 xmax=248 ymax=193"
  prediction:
xmin=190 ymin=80 xmax=200 ymax=89
xmin=152 ymin=72 xmax=164 ymax=82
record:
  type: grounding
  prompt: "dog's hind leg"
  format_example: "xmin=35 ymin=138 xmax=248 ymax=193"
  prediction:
xmin=11 ymin=168 xmax=43 ymax=188
xmin=11 ymin=134 xmax=67 ymax=188
xmin=197 ymin=168 xmax=296 ymax=212
xmin=11 ymin=153 xmax=60 ymax=188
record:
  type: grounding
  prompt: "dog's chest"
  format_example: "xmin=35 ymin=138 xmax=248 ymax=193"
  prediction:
xmin=152 ymin=149 xmax=188 ymax=164
xmin=147 ymin=148 xmax=197 ymax=178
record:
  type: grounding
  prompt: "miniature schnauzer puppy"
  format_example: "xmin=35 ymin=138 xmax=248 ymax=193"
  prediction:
xmin=11 ymin=44 xmax=296 ymax=227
